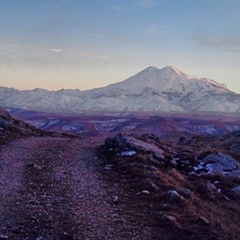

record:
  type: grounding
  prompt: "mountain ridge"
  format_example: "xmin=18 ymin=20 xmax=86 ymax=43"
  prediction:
xmin=0 ymin=66 xmax=239 ymax=113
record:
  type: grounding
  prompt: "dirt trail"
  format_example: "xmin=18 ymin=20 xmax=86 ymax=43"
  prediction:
xmin=0 ymin=136 xmax=176 ymax=240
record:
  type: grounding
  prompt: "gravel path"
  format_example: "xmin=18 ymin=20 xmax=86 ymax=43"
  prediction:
xmin=0 ymin=136 xmax=168 ymax=240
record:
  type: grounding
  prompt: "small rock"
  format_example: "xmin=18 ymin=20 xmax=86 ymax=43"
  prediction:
xmin=199 ymin=216 xmax=211 ymax=225
xmin=104 ymin=164 xmax=113 ymax=170
xmin=176 ymin=187 xmax=193 ymax=198
xmin=33 ymin=164 xmax=42 ymax=170
xmin=150 ymin=183 xmax=160 ymax=191
xmin=142 ymin=190 xmax=150 ymax=194
xmin=0 ymin=236 xmax=9 ymax=240
xmin=137 ymin=190 xmax=150 ymax=196
xmin=165 ymin=190 xmax=184 ymax=203
xmin=61 ymin=233 xmax=74 ymax=240
xmin=197 ymin=183 xmax=217 ymax=196
xmin=159 ymin=203 xmax=170 ymax=210
xmin=112 ymin=195 xmax=119 ymax=204
xmin=148 ymin=155 xmax=160 ymax=165
xmin=222 ymin=195 xmax=230 ymax=201
xmin=169 ymin=158 xmax=178 ymax=167
xmin=162 ymin=214 xmax=177 ymax=222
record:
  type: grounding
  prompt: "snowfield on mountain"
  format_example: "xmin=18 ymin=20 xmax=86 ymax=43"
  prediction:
xmin=0 ymin=66 xmax=240 ymax=113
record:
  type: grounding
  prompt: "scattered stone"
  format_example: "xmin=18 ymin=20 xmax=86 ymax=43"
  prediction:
xmin=165 ymin=190 xmax=184 ymax=203
xmin=61 ymin=232 xmax=74 ymax=240
xmin=148 ymin=154 xmax=160 ymax=165
xmin=162 ymin=214 xmax=177 ymax=222
xmin=199 ymin=216 xmax=211 ymax=225
xmin=142 ymin=190 xmax=150 ymax=195
xmin=222 ymin=195 xmax=231 ymax=201
xmin=0 ymin=236 xmax=8 ymax=240
xmin=169 ymin=157 xmax=178 ymax=167
xmin=33 ymin=164 xmax=42 ymax=170
xmin=176 ymin=187 xmax=193 ymax=198
xmin=117 ymin=150 xmax=136 ymax=157
xmin=104 ymin=164 xmax=113 ymax=170
xmin=150 ymin=183 xmax=160 ymax=191
xmin=112 ymin=195 xmax=119 ymax=204
xmin=137 ymin=190 xmax=150 ymax=196
xmin=197 ymin=183 xmax=217 ymax=196
xmin=159 ymin=203 xmax=170 ymax=210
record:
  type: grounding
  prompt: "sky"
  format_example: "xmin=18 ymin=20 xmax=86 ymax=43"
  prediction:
xmin=0 ymin=0 xmax=240 ymax=92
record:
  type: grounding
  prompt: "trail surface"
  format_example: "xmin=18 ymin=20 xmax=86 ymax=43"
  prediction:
xmin=0 ymin=136 xmax=172 ymax=240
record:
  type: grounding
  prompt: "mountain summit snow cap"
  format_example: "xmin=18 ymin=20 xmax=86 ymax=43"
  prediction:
xmin=139 ymin=66 xmax=196 ymax=81
xmin=160 ymin=66 xmax=196 ymax=80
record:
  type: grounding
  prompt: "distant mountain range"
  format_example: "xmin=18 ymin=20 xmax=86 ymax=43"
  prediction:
xmin=1 ymin=66 xmax=240 ymax=113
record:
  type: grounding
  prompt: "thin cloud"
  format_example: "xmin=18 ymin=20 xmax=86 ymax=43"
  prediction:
xmin=45 ymin=46 xmax=112 ymax=59
xmin=194 ymin=34 xmax=240 ymax=52
xmin=50 ymin=48 xmax=63 ymax=53
xmin=138 ymin=0 xmax=156 ymax=7
xmin=70 ymin=51 xmax=112 ymax=60
xmin=208 ymin=38 xmax=240 ymax=52
xmin=1 ymin=42 xmax=112 ymax=61
xmin=148 ymin=24 xmax=164 ymax=36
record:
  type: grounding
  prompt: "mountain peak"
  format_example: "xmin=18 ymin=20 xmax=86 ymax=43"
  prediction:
xmin=160 ymin=66 xmax=196 ymax=80
xmin=141 ymin=66 xmax=160 ymax=72
xmin=161 ymin=66 xmax=185 ymax=76
xmin=140 ymin=66 xmax=187 ymax=77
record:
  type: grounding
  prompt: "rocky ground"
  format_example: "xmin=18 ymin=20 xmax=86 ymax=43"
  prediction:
xmin=0 ymin=135 xmax=187 ymax=240
xmin=101 ymin=133 xmax=240 ymax=240
xmin=0 ymin=108 xmax=240 ymax=239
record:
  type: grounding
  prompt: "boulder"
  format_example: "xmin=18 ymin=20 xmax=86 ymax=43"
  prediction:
xmin=194 ymin=152 xmax=240 ymax=175
xmin=197 ymin=183 xmax=217 ymax=197
xmin=225 ymin=170 xmax=240 ymax=179
xmin=164 ymin=190 xmax=184 ymax=203
xmin=176 ymin=187 xmax=193 ymax=198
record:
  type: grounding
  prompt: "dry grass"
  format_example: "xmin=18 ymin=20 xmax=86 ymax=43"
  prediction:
xmin=102 ymin=147 xmax=240 ymax=240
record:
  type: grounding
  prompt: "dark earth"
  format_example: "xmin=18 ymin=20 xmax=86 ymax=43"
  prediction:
xmin=0 ymin=108 xmax=240 ymax=239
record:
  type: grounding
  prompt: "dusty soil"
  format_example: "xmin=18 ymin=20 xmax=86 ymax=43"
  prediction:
xmin=0 ymin=136 xmax=179 ymax=240
xmin=1 ymin=135 xmax=238 ymax=240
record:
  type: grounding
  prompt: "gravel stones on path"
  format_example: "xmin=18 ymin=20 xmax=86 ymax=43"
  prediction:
xmin=0 ymin=136 xmax=173 ymax=239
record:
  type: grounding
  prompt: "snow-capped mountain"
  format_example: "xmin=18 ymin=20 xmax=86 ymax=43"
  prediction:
xmin=1 ymin=66 xmax=240 ymax=113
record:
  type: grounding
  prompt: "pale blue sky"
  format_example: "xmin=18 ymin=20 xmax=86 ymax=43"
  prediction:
xmin=0 ymin=0 xmax=240 ymax=92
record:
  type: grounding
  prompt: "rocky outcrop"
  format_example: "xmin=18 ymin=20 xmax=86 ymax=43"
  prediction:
xmin=104 ymin=133 xmax=240 ymax=179
xmin=101 ymin=132 xmax=240 ymax=239
xmin=193 ymin=152 xmax=240 ymax=177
